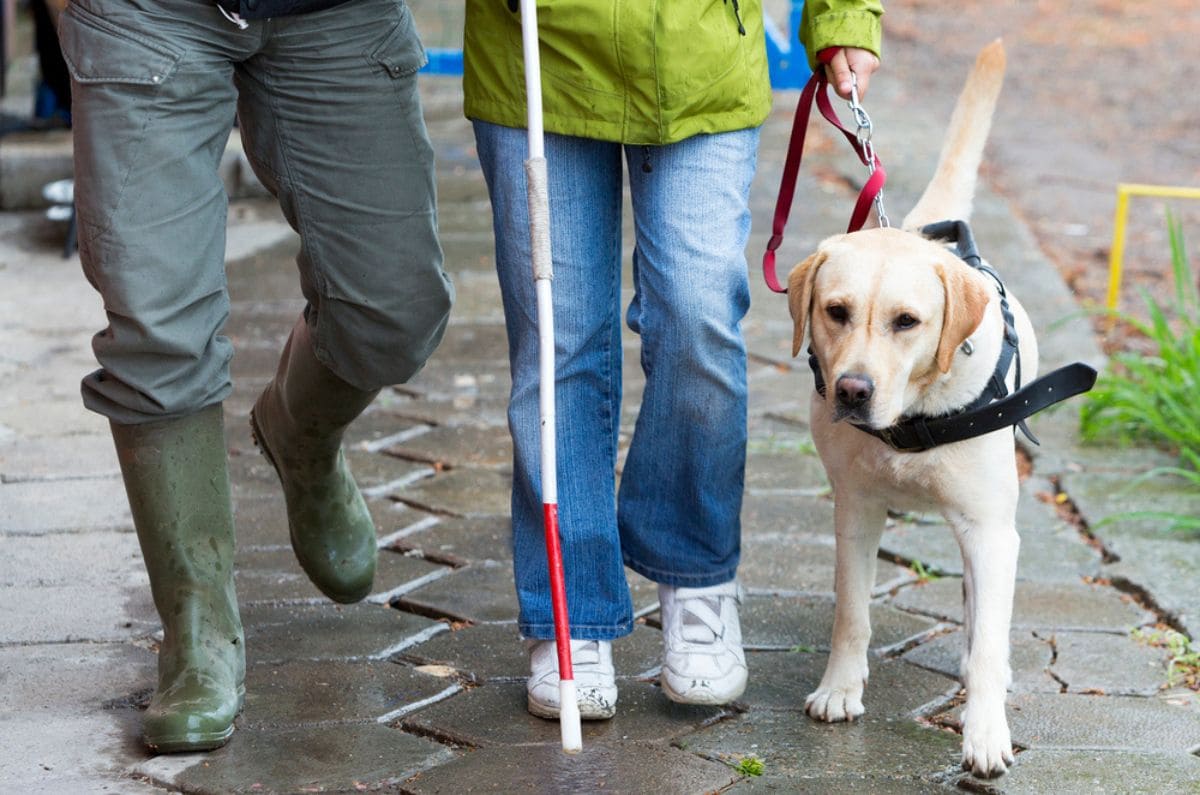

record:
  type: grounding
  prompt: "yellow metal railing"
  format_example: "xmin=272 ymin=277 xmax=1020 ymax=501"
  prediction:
xmin=1106 ymin=183 xmax=1200 ymax=310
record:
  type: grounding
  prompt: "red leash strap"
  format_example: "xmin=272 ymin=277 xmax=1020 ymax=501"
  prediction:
xmin=763 ymin=48 xmax=888 ymax=294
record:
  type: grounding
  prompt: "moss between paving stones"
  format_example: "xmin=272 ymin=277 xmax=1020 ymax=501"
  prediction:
xmin=681 ymin=708 xmax=961 ymax=783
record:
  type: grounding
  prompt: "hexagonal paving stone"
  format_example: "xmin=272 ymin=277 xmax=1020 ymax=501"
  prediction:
xmin=136 ymin=723 xmax=455 ymax=794
xmin=241 ymin=602 xmax=442 ymax=663
xmin=400 ymin=622 xmax=664 ymax=683
xmin=889 ymin=577 xmax=1153 ymax=631
xmin=401 ymin=681 xmax=728 ymax=747
xmin=403 ymin=741 xmax=737 ymax=794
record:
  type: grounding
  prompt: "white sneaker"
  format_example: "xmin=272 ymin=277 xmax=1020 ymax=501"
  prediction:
xmin=659 ymin=581 xmax=748 ymax=705
xmin=526 ymin=638 xmax=617 ymax=720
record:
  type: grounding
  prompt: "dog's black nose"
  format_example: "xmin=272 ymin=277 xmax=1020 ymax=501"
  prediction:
xmin=835 ymin=374 xmax=874 ymax=408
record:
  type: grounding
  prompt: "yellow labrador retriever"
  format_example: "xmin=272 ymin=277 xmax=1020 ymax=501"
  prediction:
xmin=788 ymin=41 xmax=1093 ymax=778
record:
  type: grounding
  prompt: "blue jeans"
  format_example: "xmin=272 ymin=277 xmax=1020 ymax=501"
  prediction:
xmin=474 ymin=121 xmax=758 ymax=641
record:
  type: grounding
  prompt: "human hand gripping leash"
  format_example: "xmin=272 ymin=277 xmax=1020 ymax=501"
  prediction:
xmin=762 ymin=48 xmax=889 ymax=293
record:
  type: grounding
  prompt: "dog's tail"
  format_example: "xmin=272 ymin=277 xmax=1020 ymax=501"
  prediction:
xmin=902 ymin=39 xmax=1006 ymax=230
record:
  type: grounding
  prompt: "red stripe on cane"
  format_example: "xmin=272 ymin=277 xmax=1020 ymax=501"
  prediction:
xmin=543 ymin=502 xmax=574 ymax=680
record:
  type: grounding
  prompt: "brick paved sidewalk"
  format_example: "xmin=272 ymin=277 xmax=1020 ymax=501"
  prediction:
xmin=2 ymin=28 xmax=1199 ymax=795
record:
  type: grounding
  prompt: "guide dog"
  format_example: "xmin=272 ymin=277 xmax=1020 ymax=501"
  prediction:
xmin=787 ymin=41 xmax=1033 ymax=778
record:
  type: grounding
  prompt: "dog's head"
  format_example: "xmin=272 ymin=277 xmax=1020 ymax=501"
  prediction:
xmin=788 ymin=227 xmax=992 ymax=429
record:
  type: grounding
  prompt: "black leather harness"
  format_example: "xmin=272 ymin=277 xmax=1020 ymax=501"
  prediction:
xmin=809 ymin=220 xmax=1098 ymax=453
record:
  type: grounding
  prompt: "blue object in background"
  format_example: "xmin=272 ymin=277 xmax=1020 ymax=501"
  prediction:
xmin=419 ymin=1 xmax=812 ymax=90
xmin=763 ymin=0 xmax=813 ymax=89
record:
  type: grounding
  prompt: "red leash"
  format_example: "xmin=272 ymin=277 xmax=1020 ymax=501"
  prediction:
xmin=763 ymin=48 xmax=888 ymax=293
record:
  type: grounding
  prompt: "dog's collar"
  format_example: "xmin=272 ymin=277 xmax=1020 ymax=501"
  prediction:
xmin=808 ymin=220 xmax=1097 ymax=453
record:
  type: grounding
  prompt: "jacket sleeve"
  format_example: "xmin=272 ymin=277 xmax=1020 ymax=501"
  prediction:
xmin=798 ymin=0 xmax=884 ymax=70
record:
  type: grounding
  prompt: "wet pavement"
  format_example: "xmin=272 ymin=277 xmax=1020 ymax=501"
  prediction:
xmin=3 ymin=6 xmax=1200 ymax=793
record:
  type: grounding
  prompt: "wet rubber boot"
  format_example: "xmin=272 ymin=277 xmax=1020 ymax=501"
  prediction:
xmin=110 ymin=405 xmax=245 ymax=753
xmin=250 ymin=317 xmax=379 ymax=603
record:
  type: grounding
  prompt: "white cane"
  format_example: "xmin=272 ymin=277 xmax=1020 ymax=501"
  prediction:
xmin=519 ymin=0 xmax=582 ymax=754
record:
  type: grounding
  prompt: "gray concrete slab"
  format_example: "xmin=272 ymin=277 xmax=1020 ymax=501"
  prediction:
xmin=739 ymin=652 xmax=957 ymax=716
xmin=240 ymin=602 xmax=442 ymax=664
xmin=241 ymin=659 xmax=452 ymax=728
xmin=937 ymin=691 xmax=1200 ymax=753
xmin=737 ymin=593 xmax=941 ymax=652
xmin=1047 ymin=630 xmax=1174 ymax=696
xmin=995 ymin=749 xmax=1200 ymax=794
xmin=902 ymin=630 xmax=1059 ymax=695
xmin=233 ymin=545 xmax=445 ymax=606
xmin=738 ymin=531 xmax=915 ymax=594
xmin=402 ymin=741 xmax=738 ymax=795
xmin=396 ymin=560 xmax=518 ymax=623
xmin=0 ymin=475 xmax=130 ymax=535
xmin=0 ymin=643 xmax=159 ymax=792
xmin=889 ymin=576 xmax=1154 ymax=631
xmin=136 ymin=723 xmax=456 ymax=794
xmin=401 ymin=681 xmax=729 ymax=748
xmin=681 ymin=708 xmax=961 ymax=784
xmin=384 ymin=424 xmax=513 ymax=470
xmin=0 ymin=531 xmax=155 ymax=643
xmin=392 ymin=467 xmax=512 ymax=518
xmin=399 ymin=622 xmax=664 ymax=683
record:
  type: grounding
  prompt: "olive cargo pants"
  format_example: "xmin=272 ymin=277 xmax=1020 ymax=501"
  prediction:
xmin=59 ymin=0 xmax=453 ymax=423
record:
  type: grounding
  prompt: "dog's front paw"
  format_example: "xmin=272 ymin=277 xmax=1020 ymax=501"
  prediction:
xmin=804 ymin=682 xmax=865 ymax=722
xmin=961 ymin=707 xmax=1014 ymax=778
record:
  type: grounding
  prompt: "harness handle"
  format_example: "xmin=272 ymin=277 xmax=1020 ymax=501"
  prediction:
xmin=763 ymin=47 xmax=888 ymax=294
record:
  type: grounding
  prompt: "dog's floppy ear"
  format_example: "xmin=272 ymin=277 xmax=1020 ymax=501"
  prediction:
xmin=935 ymin=258 xmax=992 ymax=373
xmin=787 ymin=252 xmax=826 ymax=357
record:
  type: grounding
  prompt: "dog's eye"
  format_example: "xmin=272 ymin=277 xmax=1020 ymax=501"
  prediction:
xmin=893 ymin=313 xmax=920 ymax=331
xmin=826 ymin=305 xmax=849 ymax=324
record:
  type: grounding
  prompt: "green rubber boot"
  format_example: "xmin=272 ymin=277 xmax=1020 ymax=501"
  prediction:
xmin=250 ymin=317 xmax=379 ymax=604
xmin=111 ymin=405 xmax=245 ymax=753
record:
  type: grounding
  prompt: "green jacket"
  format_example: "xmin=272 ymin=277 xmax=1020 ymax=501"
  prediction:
xmin=463 ymin=0 xmax=883 ymax=145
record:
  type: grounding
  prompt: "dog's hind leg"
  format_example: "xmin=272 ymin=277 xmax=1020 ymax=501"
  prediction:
xmin=805 ymin=496 xmax=888 ymax=722
xmin=950 ymin=510 xmax=1019 ymax=778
